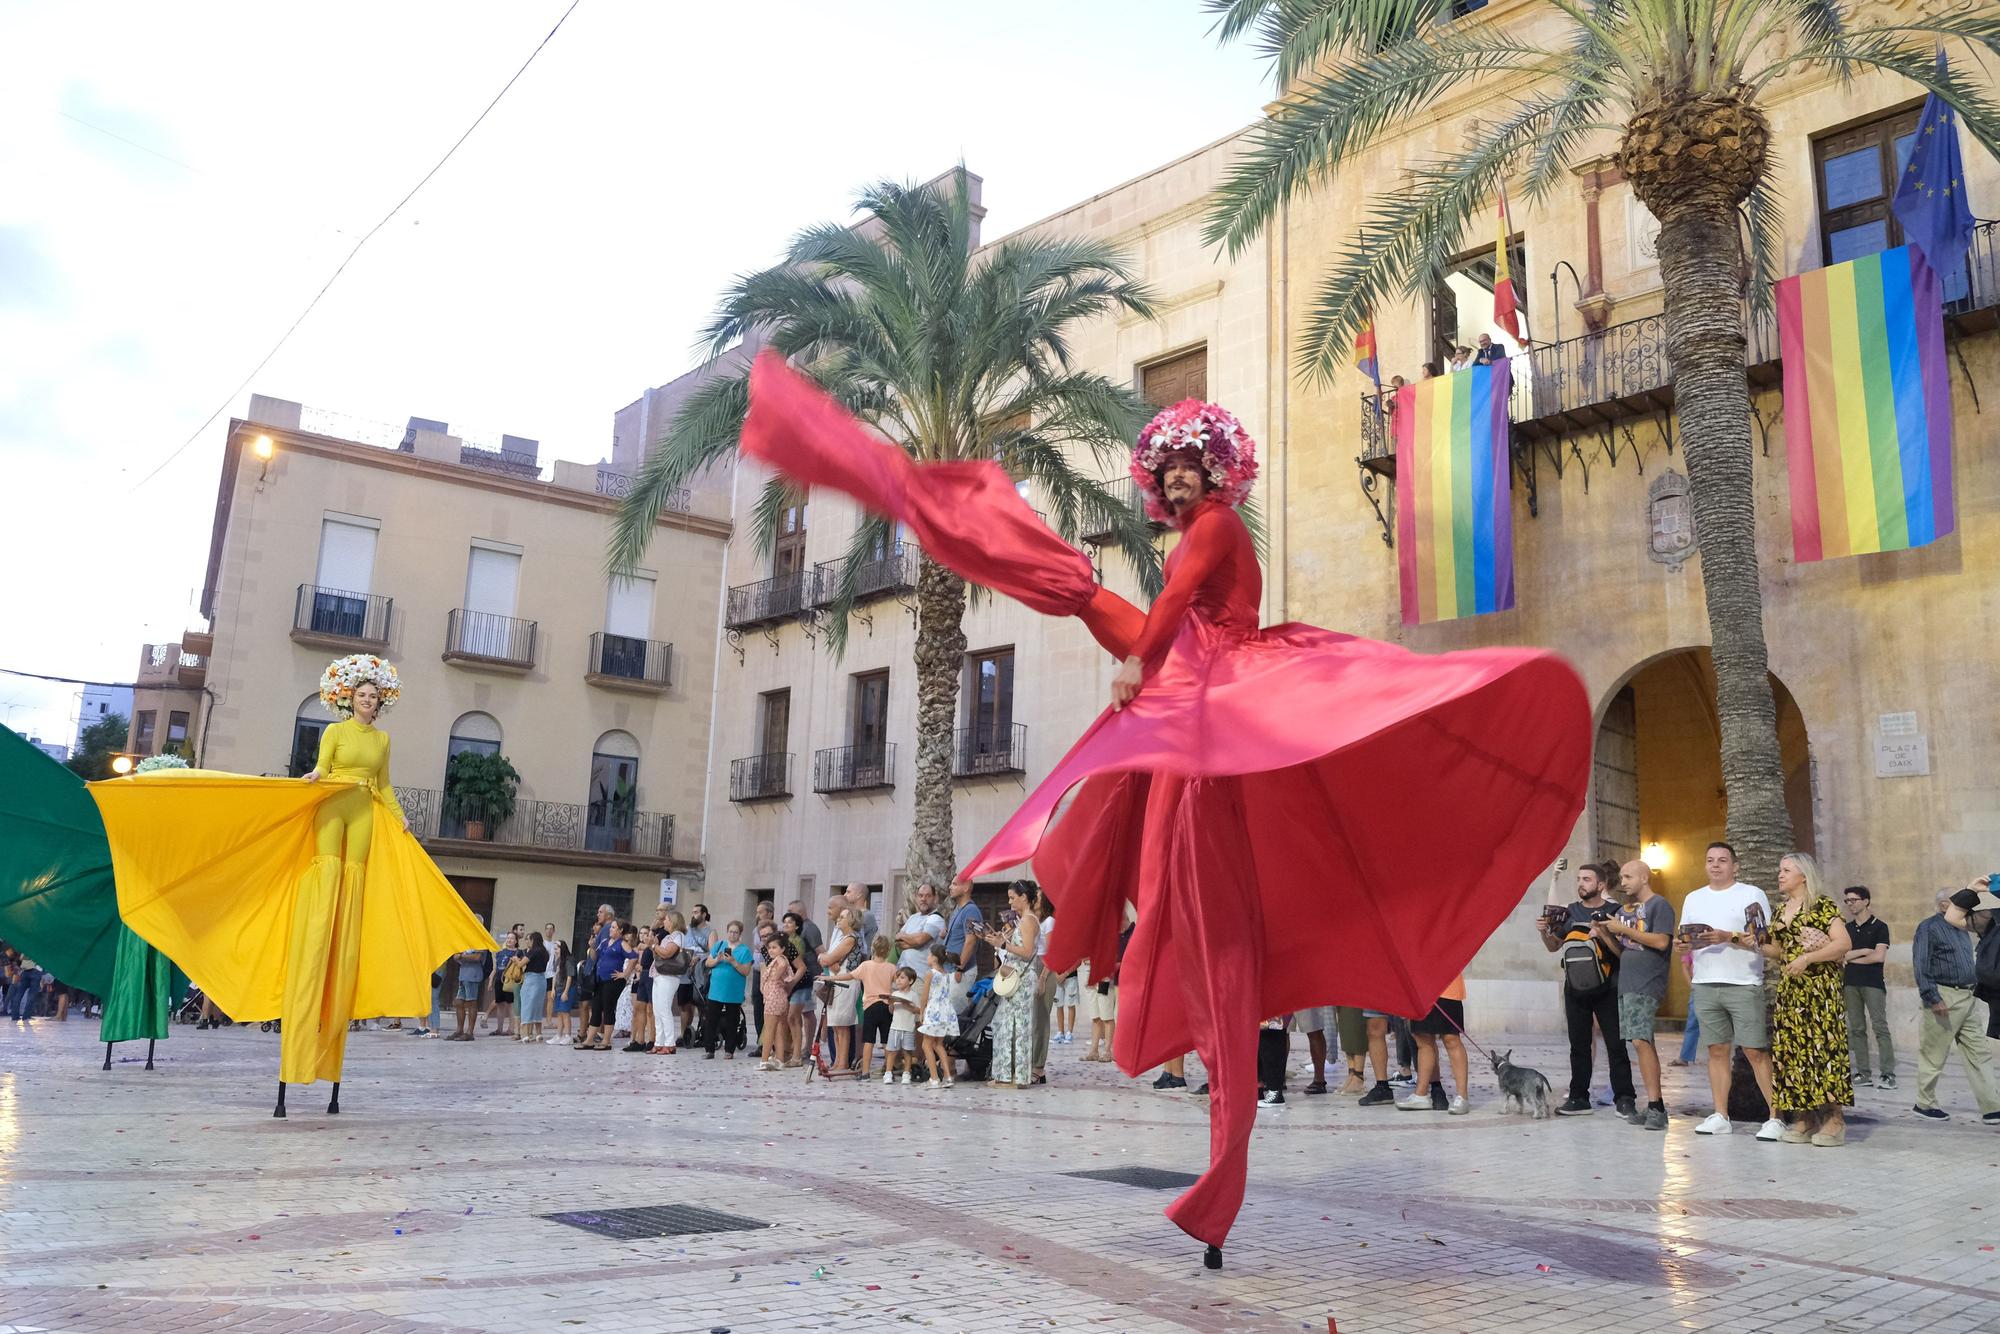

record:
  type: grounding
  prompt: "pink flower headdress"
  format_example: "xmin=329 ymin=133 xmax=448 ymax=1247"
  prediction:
xmin=1129 ymin=399 xmax=1259 ymax=524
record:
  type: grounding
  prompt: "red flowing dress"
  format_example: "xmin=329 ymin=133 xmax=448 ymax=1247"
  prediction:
xmin=741 ymin=353 xmax=1592 ymax=1248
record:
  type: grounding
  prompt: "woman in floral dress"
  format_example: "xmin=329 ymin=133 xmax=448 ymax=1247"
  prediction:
xmin=1760 ymin=852 xmax=1854 ymax=1145
xmin=983 ymin=882 xmax=1043 ymax=1090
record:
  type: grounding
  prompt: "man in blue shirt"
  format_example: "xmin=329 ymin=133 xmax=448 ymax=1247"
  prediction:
xmin=703 ymin=920 xmax=754 ymax=1058
xmin=943 ymin=878 xmax=985 ymax=1013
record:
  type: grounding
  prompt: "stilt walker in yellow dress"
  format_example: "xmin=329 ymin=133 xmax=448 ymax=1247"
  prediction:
xmin=90 ymin=654 xmax=494 ymax=1119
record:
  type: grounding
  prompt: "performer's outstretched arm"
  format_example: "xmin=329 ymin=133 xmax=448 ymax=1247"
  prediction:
xmin=1110 ymin=506 xmax=1233 ymax=707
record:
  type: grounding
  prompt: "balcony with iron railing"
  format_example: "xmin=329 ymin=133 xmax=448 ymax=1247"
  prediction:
xmin=810 ymin=543 xmax=920 ymax=606
xmin=291 ymin=584 xmax=393 ymax=650
xmin=729 ymin=752 xmax=794 ymax=802
xmin=953 ymin=722 xmax=1026 ymax=779
xmin=1360 ymin=221 xmax=2000 ymax=469
xmin=1080 ymin=476 xmax=1160 ymax=543
xmin=593 ymin=467 xmax=691 ymax=513
xmin=396 ymin=786 xmax=675 ymax=867
xmin=726 ymin=571 xmax=807 ymax=629
xmin=443 ymin=608 xmax=538 ymax=671
xmin=812 ymin=742 xmax=896 ymax=794
xmin=585 ymin=631 xmax=672 ymax=693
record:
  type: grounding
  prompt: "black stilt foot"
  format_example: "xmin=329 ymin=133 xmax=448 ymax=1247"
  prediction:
xmin=273 ymin=1080 xmax=287 ymax=1118
xmin=145 ymin=1039 xmax=156 ymax=1071
xmin=103 ymin=1042 xmax=114 ymax=1071
xmin=326 ymin=1081 xmax=340 ymax=1115
xmin=1203 ymin=1245 xmax=1223 ymax=1270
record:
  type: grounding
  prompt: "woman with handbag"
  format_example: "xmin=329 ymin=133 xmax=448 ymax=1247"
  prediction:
xmin=984 ymin=882 xmax=1043 ymax=1089
xmin=819 ymin=907 xmax=863 ymax=1076
xmin=491 ymin=931 xmax=521 ymax=1038
xmin=651 ymin=910 xmax=689 ymax=1053
xmin=516 ymin=931 xmax=550 ymax=1043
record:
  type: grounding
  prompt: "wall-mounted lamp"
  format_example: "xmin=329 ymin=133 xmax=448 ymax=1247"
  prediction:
xmin=253 ymin=434 xmax=275 ymax=481
xmin=1642 ymin=841 xmax=1668 ymax=871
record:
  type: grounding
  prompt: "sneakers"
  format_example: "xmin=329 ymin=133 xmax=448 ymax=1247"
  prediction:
xmin=1643 ymin=1106 xmax=1668 ymax=1131
xmin=1358 ymin=1081 xmax=1395 ymax=1107
xmin=1152 ymin=1072 xmax=1187 ymax=1091
xmin=1614 ymin=1097 xmax=1637 ymax=1119
xmin=1983 ymin=1111 xmax=2000 ymax=1126
xmin=1852 ymin=1070 xmax=1875 ymax=1087
xmin=408 ymin=1027 xmax=431 ymax=1037
xmin=1257 ymin=1089 xmax=1285 ymax=1107
xmin=1624 ymin=1106 xmax=1647 ymax=1126
xmin=1755 ymin=1118 xmax=1785 ymax=1141
xmin=1395 ymin=1091 xmax=1437 ymax=1111
xmin=1555 ymin=1097 xmax=1593 ymax=1116
xmin=1190 ymin=1082 xmax=1210 ymax=1097
xmin=1695 ymin=1112 xmax=1732 ymax=1135
xmin=898 ymin=1072 xmax=911 ymax=1084
xmin=1388 ymin=1072 xmax=1416 ymax=1088
xmin=883 ymin=1072 xmax=895 ymax=1085
xmin=1448 ymin=1095 xmax=1471 ymax=1116
xmin=1913 ymin=1104 xmax=1948 ymax=1120
xmin=1877 ymin=1073 xmax=1897 ymax=1090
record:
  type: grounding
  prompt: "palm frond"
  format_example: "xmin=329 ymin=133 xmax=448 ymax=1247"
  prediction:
xmin=606 ymin=370 xmax=747 ymax=578
xmin=1744 ymin=168 xmax=1787 ymax=325
xmin=1751 ymin=29 xmax=2000 ymax=159
xmin=816 ymin=513 xmax=896 ymax=659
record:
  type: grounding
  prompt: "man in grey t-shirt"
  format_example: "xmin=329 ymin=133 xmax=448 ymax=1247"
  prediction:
xmin=1600 ymin=860 xmax=1677 ymax=1129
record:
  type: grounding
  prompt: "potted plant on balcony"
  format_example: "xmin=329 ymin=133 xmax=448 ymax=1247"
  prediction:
xmin=444 ymin=751 xmax=520 ymax=842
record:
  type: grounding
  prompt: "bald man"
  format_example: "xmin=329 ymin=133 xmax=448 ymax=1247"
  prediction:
xmin=1599 ymin=860 xmax=1677 ymax=1129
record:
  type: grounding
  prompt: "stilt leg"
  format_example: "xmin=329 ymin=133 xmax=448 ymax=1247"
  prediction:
xmin=1204 ymin=1244 xmax=1223 ymax=1270
xmin=145 ymin=1039 xmax=156 ymax=1071
xmin=326 ymin=1081 xmax=340 ymax=1115
xmin=103 ymin=1042 xmax=113 ymax=1071
xmin=273 ymin=1080 xmax=287 ymax=1118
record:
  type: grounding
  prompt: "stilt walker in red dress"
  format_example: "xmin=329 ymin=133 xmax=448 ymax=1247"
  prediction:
xmin=740 ymin=352 xmax=1592 ymax=1266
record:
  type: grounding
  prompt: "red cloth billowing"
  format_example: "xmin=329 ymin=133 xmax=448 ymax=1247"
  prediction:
xmin=740 ymin=352 xmax=1593 ymax=1251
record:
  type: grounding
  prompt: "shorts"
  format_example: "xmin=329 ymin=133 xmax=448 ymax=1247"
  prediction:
xmin=1691 ymin=982 xmax=1768 ymax=1050
xmin=1411 ymin=997 xmax=1464 ymax=1036
xmin=555 ymin=993 xmax=575 ymax=1014
xmin=494 ymin=986 xmax=513 ymax=1004
xmin=887 ymin=1027 xmax=916 ymax=1053
xmin=677 ymin=981 xmax=696 ymax=1007
xmin=1053 ymin=973 xmax=1080 ymax=1007
xmin=860 ymin=1002 xmax=891 ymax=1044
xmin=789 ymin=983 xmax=814 ymax=1008
xmin=1087 ymin=982 xmax=1117 ymax=1022
xmin=455 ymin=978 xmax=481 ymax=1003
xmin=1293 ymin=1006 xmax=1335 ymax=1034
xmin=1618 ymin=992 xmax=1661 ymax=1042
xmin=1335 ymin=1006 xmax=1367 ymax=1054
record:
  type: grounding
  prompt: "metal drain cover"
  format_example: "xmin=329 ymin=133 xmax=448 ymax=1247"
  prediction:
xmin=542 ymin=1204 xmax=773 ymax=1240
xmin=1064 ymin=1166 xmax=1200 ymax=1190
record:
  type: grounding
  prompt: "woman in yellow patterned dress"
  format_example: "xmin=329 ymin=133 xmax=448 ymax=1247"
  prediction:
xmin=1760 ymin=852 xmax=1854 ymax=1146
xmin=92 ymin=655 xmax=493 ymax=1119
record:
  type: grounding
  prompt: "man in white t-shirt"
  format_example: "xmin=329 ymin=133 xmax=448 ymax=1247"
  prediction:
xmin=1680 ymin=841 xmax=1781 ymax=1140
xmin=895 ymin=882 xmax=947 ymax=974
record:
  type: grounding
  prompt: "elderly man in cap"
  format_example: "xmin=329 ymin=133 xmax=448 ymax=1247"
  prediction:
xmin=1910 ymin=885 xmax=2000 ymax=1124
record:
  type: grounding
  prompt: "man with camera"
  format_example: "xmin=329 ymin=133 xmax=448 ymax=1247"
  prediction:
xmin=1538 ymin=861 xmax=1636 ymax=1118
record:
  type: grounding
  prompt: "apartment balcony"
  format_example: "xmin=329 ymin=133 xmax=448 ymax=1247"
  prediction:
xmin=443 ymin=608 xmax=538 ymax=672
xmin=725 ymin=571 xmax=807 ymax=629
xmin=1080 ymin=476 xmax=1158 ymax=542
xmin=809 ymin=543 xmax=919 ymax=606
xmin=585 ymin=631 xmax=672 ymax=693
xmin=812 ymin=743 xmax=896 ymax=795
xmin=729 ymin=752 xmax=793 ymax=802
xmin=397 ymin=787 xmax=675 ymax=869
xmin=137 ymin=642 xmax=206 ymax=691
xmin=953 ymin=722 xmax=1026 ymax=779
xmin=593 ymin=467 xmax=691 ymax=513
xmin=291 ymin=584 xmax=393 ymax=651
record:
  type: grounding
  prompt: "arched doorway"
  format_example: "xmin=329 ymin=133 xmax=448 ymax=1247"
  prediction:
xmin=1591 ymin=648 xmax=1813 ymax=1019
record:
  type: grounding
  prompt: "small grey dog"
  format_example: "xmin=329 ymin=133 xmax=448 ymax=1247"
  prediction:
xmin=1490 ymin=1049 xmax=1554 ymax=1119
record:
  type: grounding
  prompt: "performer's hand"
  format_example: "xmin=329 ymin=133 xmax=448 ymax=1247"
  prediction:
xmin=1111 ymin=656 xmax=1143 ymax=711
xmin=301 ymin=769 xmax=320 ymax=783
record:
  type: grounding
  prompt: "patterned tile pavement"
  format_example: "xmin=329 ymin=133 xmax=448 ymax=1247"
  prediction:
xmin=1 ymin=1017 xmax=1995 ymax=1333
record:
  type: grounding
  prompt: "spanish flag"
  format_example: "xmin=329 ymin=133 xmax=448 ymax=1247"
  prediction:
xmin=1492 ymin=181 xmax=1521 ymax=341
xmin=1355 ymin=321 xmax=1382 ymax=391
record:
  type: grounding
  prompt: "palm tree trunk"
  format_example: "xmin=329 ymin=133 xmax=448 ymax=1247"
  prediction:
xmin=1654 ymin=202 xmax=1794 ymax=888
xmin=906 ymin=554 xmax=968 ymax=887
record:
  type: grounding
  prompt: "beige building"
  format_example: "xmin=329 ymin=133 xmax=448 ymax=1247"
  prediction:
xmin=693 ymin=149 xmax=1274 ymax=930
xmin=175 ymin=396 xmax=730 ymax=947
xmin=1261 ymin=3 xmax=2000 ymax=1036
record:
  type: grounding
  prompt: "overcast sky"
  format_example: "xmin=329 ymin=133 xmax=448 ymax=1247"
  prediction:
xmin=0 ymin=1 xmax=1270 ymax=745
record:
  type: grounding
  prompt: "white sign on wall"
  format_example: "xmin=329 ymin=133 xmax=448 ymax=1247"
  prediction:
xmin=1874 ymin=736 xmax=1930 ymax=778
xmin=659 ymin=877 xmax=679 ymax=906
xmin=1878 ymin=711 xmax=1918 ymax=737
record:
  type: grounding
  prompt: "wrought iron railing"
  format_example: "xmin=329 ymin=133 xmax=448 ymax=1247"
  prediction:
xmin=953 ymin=722 xmax=1026 ymax=778
xmin=444 ymin=608 xmax=538 ymax=668
xmin=396 ymin=786 xmax=674 ymax=860
xmin=810 ymin=543 xmax=919 ymax=606
xmin=729 ymin=752 xmax=793 ymax=801
xmin=1080 ymin=476 xmax=1155 ymax=541
xmin=594 ymin=468 xmax=691 ymax=513
xmin=588 ymin=631 xmax=671 ymax=687
xmin=293 ymin=584 xmax=393 ymax=646
xmin=812 ymin=743 xmax=896 ymax=793
xmin=725 ymin=572 xmax=807 ymax=628
xmin=459 ymin=444 xmax=541 ymax=479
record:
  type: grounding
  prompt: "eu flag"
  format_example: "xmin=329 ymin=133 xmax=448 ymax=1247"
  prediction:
xmin=1891 ymin=55 xmax=1975 ymax=279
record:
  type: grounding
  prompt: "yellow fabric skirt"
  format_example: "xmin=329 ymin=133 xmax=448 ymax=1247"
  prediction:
xmin=88 ymin=773 xmax=494 ymax=1082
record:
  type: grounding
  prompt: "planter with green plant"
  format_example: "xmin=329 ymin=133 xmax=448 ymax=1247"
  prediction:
xmin=443 ymin=751 xmax=520 ymax=842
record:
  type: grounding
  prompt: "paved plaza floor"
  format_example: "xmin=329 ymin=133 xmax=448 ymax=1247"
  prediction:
xmin=1 ymin=1016 xmax=1995 ymax=1334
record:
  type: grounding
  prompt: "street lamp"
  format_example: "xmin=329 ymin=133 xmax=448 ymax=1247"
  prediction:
xmin=253 ymin=433 xmax=275 ymax=480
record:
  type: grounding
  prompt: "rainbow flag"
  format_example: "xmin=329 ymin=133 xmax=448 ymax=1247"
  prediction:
xmin=1394 ymin=361 xmax=1514 ymax=624
xmin=1778 ymin=245 xmax=1954 ymax=561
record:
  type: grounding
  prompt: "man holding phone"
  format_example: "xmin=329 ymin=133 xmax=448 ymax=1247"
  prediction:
xmin=1680 ymin=842 xmax=1780 ymax=1140
xmin=1599 ymin=860 xmax=1676 ymax=1129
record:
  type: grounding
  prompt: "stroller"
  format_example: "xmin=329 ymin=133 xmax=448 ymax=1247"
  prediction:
xmin=945 ymin=976 xmax=998 ymax=1082
xmin=173 ymin=987 xmax=208 ymax=1026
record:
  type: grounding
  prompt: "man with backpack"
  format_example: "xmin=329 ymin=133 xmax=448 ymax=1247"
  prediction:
xmin=1538 ymin=861 xmax=1635 ymax=1118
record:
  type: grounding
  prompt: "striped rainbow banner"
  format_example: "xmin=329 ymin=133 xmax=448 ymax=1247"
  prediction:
xmin=1778 ymin=245 xmax=1955 ymax=561
xmin=1394 ymin=361 xmax=1514 ymax=624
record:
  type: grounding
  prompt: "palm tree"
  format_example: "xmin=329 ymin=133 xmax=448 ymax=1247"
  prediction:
xmin=609 ymin=169 xmax=1163 ymax=888
xmin=1202 ymin=0 xmax=2000 ymax=885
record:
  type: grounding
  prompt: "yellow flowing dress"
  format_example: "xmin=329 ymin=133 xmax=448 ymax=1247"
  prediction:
xmin=90 ymin=718 xmax=494 ymax=1085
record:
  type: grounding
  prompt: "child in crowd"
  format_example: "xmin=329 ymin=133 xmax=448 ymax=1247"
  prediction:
xmin=1257 ymin=1013 xmax=1291 ymax=1107
xmin=1053 ymin=966 xmax=1079 ymax=1045
xmin=886 ymin=965 xmax=921 ymax=1084
xmin=917 ymin=942 xmax=958 ymax=1089
xmin=758 ymin=934 xmax=799 ymax=1072
xmin=837 ymin=936 xmax=899 ymax=1078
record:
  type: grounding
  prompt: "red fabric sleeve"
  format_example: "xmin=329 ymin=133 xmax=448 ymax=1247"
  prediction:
xmin=1078 ymin=586 xmax=1145 ymax=660
xmin=1128 ymin=504 xmax=1231 ymax=662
